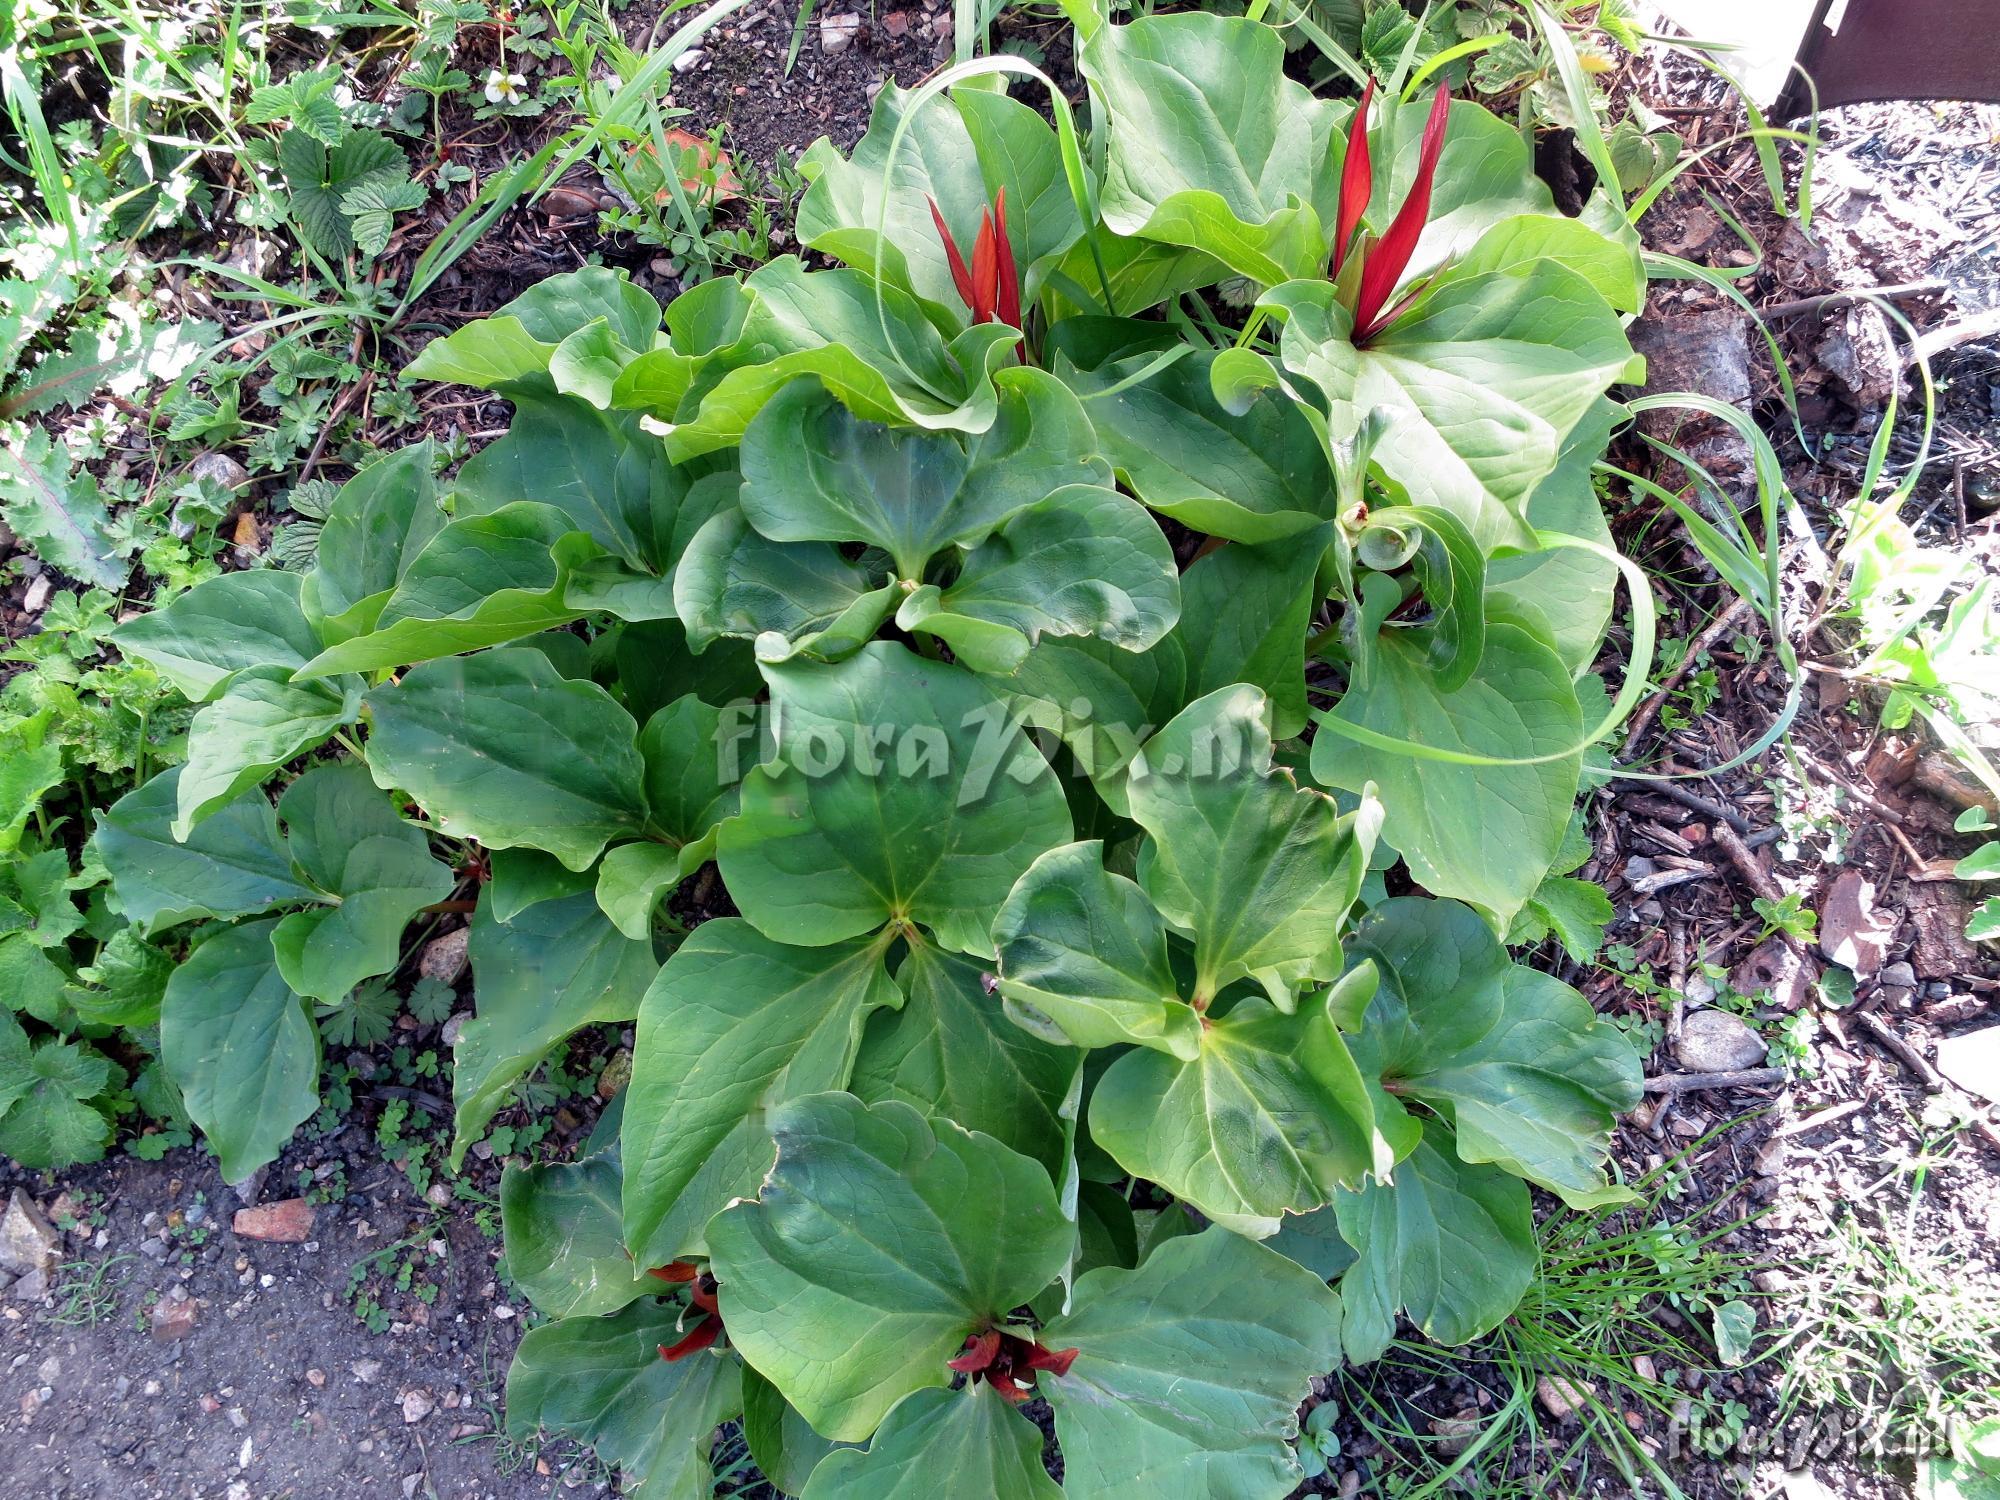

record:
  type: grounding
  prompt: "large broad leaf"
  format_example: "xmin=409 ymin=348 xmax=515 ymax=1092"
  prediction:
xmin=621 ymin=919 xmax=900 ymax=1267
xmin=1262 ymin=263 xmax=1633 ymax=552
xmin=407 ymin=265 xmax=662 ymax=390
xmin=797 ymin=82 xmax=1080 ymax=319
xmin=898 ymin=484 xmax=1180 ymax=674
xmin=501 ymin=1149 xmax=656 ymax=1318
xmin=174 ymin=667 xmax=363 ymax=837
xmin=303 ymin=441 xmax=446 ymax=637
xmin=1333 ymin=1119 xmax=1535 ymax=1361
xmin=739 ymin=371 xmax=1107 ymax=580
xmin=595 ymin=695 xmax=745 ymax=939
xmin=851 ymin=943 xmax=1077 ymax=1181
xmin=1080 ymin=13 xmax=1339 ymax=286
xmin=1129 ymin=686 xmax=1376 ymax=1008
xmin=365 ymin=648 xmax=648 ymax=873
xmin=268 ymin=765 xmax=455 ymax=1003
xmin=1349 ymin=897 xmax=1641 ymax=1207
xmin=1487 ymin=397 xmax=1622 ymax=676
xmin=506 ymin=1301 xmax=741 ymax=1500
xmin=160 ymin=919 xmax=319 ymax=1182
xmin=1171 ymin=529 xmax=1328 ymax=739
xmin=1314 ymin=605 xmax=1582 ymax=923
xmin=992 ymin=839 xmax=1196 ymax=1059
xmin=1088 ymin=982 xmax=1416 ymax=1237
xmin=94 ymin=768 xmax=317 ymax=934
xmin=454 ymin=391 xmax=686 ymax=574
xmin=1039 ymin=1226 xmax=1343 ymax=1500
xmin=1060 ymin=348 xmax=1335 ymax=543
xmin=744 ymin=1368 xmax=853 ymax=1496
xmin=661 ymin=259 xmax=1017 ymax=460
xmin=672 ymin=505 xmax=893 ymax=656
xmin=1006 ymin=634 xmax=1188 ymax=816
xmin=707 ymin=1092 xmax=1070 ymax=1441
xmin=451 ymin=892 xmax=659 ymax=1163
xmin=717 ymin=643 xmax=1072 ymax=956
xmin=111 ymin=570 xmax=322 ymax=703
xmin=802 ymin=1382 xmax=1060 ymax=1500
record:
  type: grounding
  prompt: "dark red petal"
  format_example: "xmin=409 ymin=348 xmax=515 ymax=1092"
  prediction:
xmin=690 ymin=1282 xmax=719 ymax=1317
xmin=1354 ymin=81 xmax=1451 ymax=340
xmin=659 ymin=1316 xmax=722 ymax=1361
xmin=970 ymin=208 xmax=1000 ymax=325
xmin=993 ymin=187 xmax=1021 ymax=332
xmin=947 ymin=1329 xmax=1002 ymax=1373
xmin=991 ymin=1377 xmax=1033 ymax=1404
xmin=1332 ymin=77 xmax=1375 ymax=277
xmin=929 ymin=196 xmax=977 ymax=309
xmin=1026 ymin=1344 xmax=1079 ymax=1377
xmin=647 ymin=1261 xmax=699 ymax=1283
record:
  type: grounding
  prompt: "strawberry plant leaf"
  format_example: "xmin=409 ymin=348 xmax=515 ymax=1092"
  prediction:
xmin=1333 ymin=1118 xmax=1534 ymax=1361
xmin=739 ymin=372 xmax=1108 ymax=581
xmin=621 ymin=919 xmax=900 ymax=1267
xmin=94 ymin=769 xmax=317 ymax=935
xmin=175 ymin=668 xmax=364 ymax=838
xmin=451 ymin=891 xmax=658 ymax=1163
xmin=1315 ymin=605 xmax=1583 ymax=923
xmin=0 ymin=1030 xmax=115 ymax=1170
xmin=708 ymin=1092 xmax=1070 ymax=1441
xmin=1350 ymin=897 xmax=1641 ymax=1206
xmin=268 ymin=765 xmax=455 ymax=1003
xmin=718 ymin=643 xmax=1072 ymax=956
xmin=0 ymin=711 xmax=63 ymax=855
xmin=111 ymin=570 xmax=323 ymax=703
xmin=1038 ymin=1225 xmax=1343 ymax=1500
xmin=160 ymin=919 xmax=320 ymax=1182
xmin=501 ymin=1148 xmax=656 ymax=1318
xmin=505 ymin=1300 xmax=742 ymax=1500
xmin=851 ymin=943 xmax=1078 ymax=1180
xmin=67 ymin=928 xmax=175 ymax=1027
xmin=365 ymin=647 xmax=649 ymax=873
xmin=801 ymin=1382 xmax=1060 ymax=1500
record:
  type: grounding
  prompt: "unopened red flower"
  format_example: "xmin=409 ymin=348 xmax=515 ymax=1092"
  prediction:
xmin=927 ymin=190 xmax=1022 ymax=334
xmin=1332 ymin=80 xmax=1452 ymax=343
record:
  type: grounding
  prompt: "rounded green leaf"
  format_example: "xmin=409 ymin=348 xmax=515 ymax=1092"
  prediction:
xmin=111 ymin=570 xmax=322 ymax=703
xmin=174 ymin=668 xmax=363 ymax=839
xmin=1171 ymin=530 xmax=1328 ymax=739
xmin=161 ymin=919 xmax=319 ymax=1183
xmin=1039 ymin=1225 xmax=1344 ymax=1500
xmin=673 ymin=505 xmax=890 ymax=654
xmin=992 ymin=840 xmax=1197 ymax=1059
xmin=743 ymin=1367 xmax=852 ymax=1496
xmin=802 ymin=1382 xmax=1060 ymax=1500
xmin=707 ymin=1092 xmax=1070 ymax=1442
xmin=500 ymin=1150 xmax=657 ymax=1319
xmin=717 ymin=643 xmax=1072 ymax=956
xmin=365 ymin=647 xmax=648 ymax=873
xmin=621 ymin=919 xmax=901 ymax=1267
xmin=304 ymin=441 xmax=446 ymax=636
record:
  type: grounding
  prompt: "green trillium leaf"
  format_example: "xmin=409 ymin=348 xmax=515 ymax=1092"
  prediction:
xmin=485 ymin=847 xmax=595 ymax=923
xmin=1005 ymin=633 xmax=1188 ymax=817
xmin=1039 ymin=1225 xmax=1344 ymax=1500
xmin=1314 ymin=605 xmax=1583 ymax=923
xmin=622 ymin=919 xmax=900 ymax=1267
xmin=1265 ymin=1204 xmax=1357 ymax=1280
xmin=365 ymin=647 xmax=648 ymax=873
xmin=302 ymin=441 xmax=447 ymax=638
xmin=174 ymin=667 xmax=364 ymax=838
xmin=801 ymin=1382 xmax=1061 ymax=1500
xmin=743 ymin=1367 xmax=853 ymax=1497
xmin=110 ymin=570 xmax=323 ymax=703
xmin=268 ymin=765 xmax=455 ymax=1003
xmin=1333 ymin=1118 xmax=1535 ymax=1361
xmin=707 ymin=1092 xmax=1070 ymax=1441
xmin=851 ymin=943 xmax=1078 ymax=1181
xmin=505 ymin=1300 xmax=741 ymax=1500
xmin=549 ymin=316 xmax=643 ymax=407
xmin=718 ymin=643 xmax=1072 ymax=956
xmin=407 ymin=266 xmax=661 ymax=390
xmin=451 ymin=891 xmax=659 ymax=1164
xmin=739 ymin=371 xmax=1108 ymax=580
xmin=94 ymin=768 xmax=317 ymax=935
xmin=673 ymin=505 xmax=891 ymax=655
xmin=500 ymin=1147 xmax=657 ymax=1319
xmin=1171 ymin=529 xmax=1329 ymax=739
xmin=160 ymin=919 xmax=319 ymax=1182
xmin=1350 ymin=896 xmax=1641 ymax=1206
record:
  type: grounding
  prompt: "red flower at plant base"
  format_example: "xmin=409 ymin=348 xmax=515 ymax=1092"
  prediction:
xmin=946 ymin=1327 xmax=1079 ymax=1404
xmin=650 ymin=1262 xmax=725 ymax=1361
xmin=927 ymin=189 xmax=1022 ymax=334
xmin=1331 ymin=79 xmax=1453 ymax=344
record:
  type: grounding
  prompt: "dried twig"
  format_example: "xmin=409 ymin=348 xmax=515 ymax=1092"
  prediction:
xmin=1852 ymin=1011 xmax=2000 ymax=1157
xmin=1620 ymin=596 xmax=1753 ymax=759
xmin=1642 ymin=1067 xmax=1788 ymax=1094
xmin=1756 ymin=278 xmax=1947 ymax=321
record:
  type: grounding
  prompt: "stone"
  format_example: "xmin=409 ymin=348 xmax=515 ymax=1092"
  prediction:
xmin=441 ymin=1012 xmax=471 ymax=1048
xmin=232 ymin=1199 xmax=315 ymax=1243
xmin=0 ymin=1191 xmax=60 ymax=1275
xmin=11 ymin=1268 xmax=47 ymax=1302
xmin=1672 ymin=1010 xmax=1768 ymax=1073
xmin=22 ymin=575 xmax=50 ymax=613
xmin=352 ymin=1358 xmax=383 ymax=1384
xmin=151 ymin=1289 xmax=199 ymax=1340
xmin=819 ymin=11 xmax=861 ymax=53
xmin=230 ymin=1166 xmax=268 ymax=1209
xmin=881 ymin=9 xmax=910 ymax=35
xmin=1537 ymin=1375 xmax=1593 ymax=1421
xmin=1879 ymin=960 xmax=1917 ymax=991
xmin=402 ymin=1388 xmax=435 ymax=1424
xmin=1818 ymin=870 xmax=1895 ymax=979
xmin=597 ymin=1048 xmax=633 ymax=1100
xmin=419 ymin=928 xmax=469 ymax=986
xmin=1936 ymin=1025 xmax=2000 ymax=1107
xmin=188 ymin=451 xmax=251 ymax=494
xmin=1430 ymin=1411 xmax=1482 ymax=1456
xmin=1730 ymin=938 xmax=1818 ymax=1012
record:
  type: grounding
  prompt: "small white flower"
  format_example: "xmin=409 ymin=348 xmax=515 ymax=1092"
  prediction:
xmin=484 ymin=68 xmax=528 ymax=105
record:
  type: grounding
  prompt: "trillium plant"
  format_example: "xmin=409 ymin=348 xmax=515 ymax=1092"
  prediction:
xmin=96 ymin=2 xmax=1673 ymax=1493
